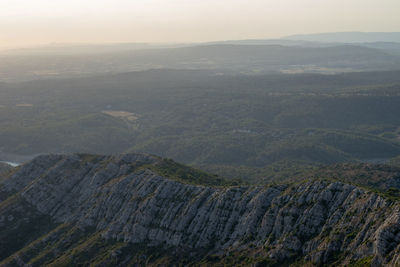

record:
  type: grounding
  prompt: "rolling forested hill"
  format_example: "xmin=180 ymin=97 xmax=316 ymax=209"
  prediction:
xmin=1 ymin=69 xmax=400 ymax=182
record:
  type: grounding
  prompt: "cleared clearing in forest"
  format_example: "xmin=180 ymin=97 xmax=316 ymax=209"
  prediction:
xmin=101 ymin=110 xmax=138 ymax=121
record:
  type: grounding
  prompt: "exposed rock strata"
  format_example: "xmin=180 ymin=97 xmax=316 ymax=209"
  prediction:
xmin=0 ymin=153 xmax=399 ymax=266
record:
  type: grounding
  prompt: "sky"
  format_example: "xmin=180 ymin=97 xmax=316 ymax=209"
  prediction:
xmin=1 ymin=0 xmax=400 ymax=49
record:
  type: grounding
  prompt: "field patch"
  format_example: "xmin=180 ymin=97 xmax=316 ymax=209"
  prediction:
xmin=16 ymin=103 xmax=33 ymax=107
xmin=101 ymin=110 xmax=138 ymax=122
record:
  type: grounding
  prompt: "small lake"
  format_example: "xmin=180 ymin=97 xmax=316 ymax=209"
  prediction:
xmin=0 ymin=161 xmax=20 ymax=167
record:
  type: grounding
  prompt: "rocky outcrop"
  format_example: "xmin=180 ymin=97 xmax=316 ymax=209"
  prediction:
xmin=0 ymin=163 xmax=12 ymax=176
xmin=0 ymin=153 xmax=400 ymax=266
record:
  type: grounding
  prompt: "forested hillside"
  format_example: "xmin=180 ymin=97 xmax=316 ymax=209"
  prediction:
xmin=1 ymin=70 xmax=400 ymax=182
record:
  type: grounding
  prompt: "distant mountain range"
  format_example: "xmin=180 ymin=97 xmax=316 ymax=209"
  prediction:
xmin=284 ymin=32 xmax=400 ymax=43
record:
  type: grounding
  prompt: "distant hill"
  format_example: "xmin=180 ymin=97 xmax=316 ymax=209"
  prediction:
xmin=203 ymin=39 xmax=324 ymax=47
xmin=1 ymin=44 xmax=400 ymax=82
xmin=203 ymin=38 xmax=400 ymax=57
xmin=284 ymin=32 xmax=400 ymax=43
xmin=361 ymin=42 xmax=400 ymax=56
xmin=0 ymin=43 xmax=153 ymax=56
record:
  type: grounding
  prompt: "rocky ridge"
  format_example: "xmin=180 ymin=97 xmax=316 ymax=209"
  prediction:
xmin=0 ymin=153 xmax=400 ymax=266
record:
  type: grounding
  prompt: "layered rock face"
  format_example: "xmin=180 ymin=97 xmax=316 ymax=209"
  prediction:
xmin=0 ymin=153 xmax=400 ymax=266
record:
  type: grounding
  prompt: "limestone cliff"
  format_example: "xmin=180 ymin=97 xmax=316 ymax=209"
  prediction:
xmin=0 ymin=153 xmax=399 ymax=266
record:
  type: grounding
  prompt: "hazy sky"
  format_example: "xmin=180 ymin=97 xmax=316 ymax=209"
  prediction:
xmin=1 ymin=0 xmax=400 ymax=49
